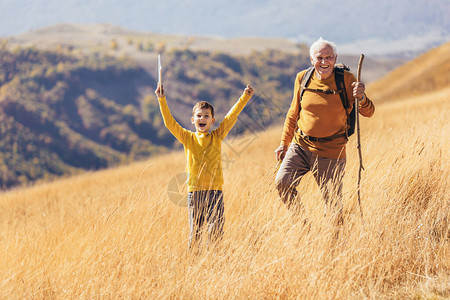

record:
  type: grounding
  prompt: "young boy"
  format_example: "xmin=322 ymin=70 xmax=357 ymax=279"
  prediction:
xmin=155 ymin=82 xmax=254 ymax=249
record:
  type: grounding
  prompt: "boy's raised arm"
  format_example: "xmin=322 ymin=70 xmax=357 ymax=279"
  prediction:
xmin=155 ymin=83 xmax=187 ymax=143
xmin=217 ymin=84 xmax=254 ymax=139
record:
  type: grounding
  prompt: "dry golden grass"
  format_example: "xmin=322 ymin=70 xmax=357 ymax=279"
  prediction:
xmin=367 ymin=42 xmax=450 ymax=102
xmin=0 ymin=82 xmax=448 ymax=298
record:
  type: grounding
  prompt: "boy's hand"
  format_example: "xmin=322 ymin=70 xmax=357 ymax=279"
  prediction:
xmin=244 ymin=84 xmax=254 ymax=97
xmin=155 ymin=82 xmax=164 ymax=98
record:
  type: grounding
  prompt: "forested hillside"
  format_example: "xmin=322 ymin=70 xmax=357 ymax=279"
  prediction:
xmin=0 ymin=44 xmax=310 ymax=189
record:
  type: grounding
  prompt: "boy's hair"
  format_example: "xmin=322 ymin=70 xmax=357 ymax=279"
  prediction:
xmin=192 ymin=101 xmax=215 ymax=117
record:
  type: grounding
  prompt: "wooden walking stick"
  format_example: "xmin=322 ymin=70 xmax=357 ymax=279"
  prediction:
xmin=355 ymin=54 xmax=365 ymax=221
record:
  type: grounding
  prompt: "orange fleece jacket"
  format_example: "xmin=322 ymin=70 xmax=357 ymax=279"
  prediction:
xmin=158 ymin=93 xmax=252 ymax=192
xmin=280 ymin=68 xmax=375 ymax=159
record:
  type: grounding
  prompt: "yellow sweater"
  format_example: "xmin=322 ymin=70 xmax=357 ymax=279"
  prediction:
xmin=281 ymin=69 xmax=375 ymax=159
xmin=158 ymin=93 xmax=252 ymax=192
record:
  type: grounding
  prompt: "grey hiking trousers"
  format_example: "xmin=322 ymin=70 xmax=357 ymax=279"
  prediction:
xmin=188 ymin=190 xmax=224 ymax=249
xmin=275 ymin=143 xmax=346 ymax=214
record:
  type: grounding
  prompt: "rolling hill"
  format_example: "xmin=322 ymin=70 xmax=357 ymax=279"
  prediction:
xmin=367 ymin=41 xmax=450 ymax=101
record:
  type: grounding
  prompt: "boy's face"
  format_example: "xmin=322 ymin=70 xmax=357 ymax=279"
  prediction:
xmin=191 ymin=107 xmax=215 ymax=133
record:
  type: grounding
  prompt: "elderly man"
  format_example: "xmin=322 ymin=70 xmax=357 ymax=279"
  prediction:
xmin=275 ymin=37 xmax=375 ymax=221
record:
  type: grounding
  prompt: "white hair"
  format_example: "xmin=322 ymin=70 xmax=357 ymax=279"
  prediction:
xmin=309 ymin=37 xmax=337 ymax=58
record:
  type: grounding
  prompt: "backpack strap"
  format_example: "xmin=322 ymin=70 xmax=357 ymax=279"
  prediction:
xmin=300 ymin=66 xmax=348 ymax=106
xmin=299 ymin=66 xmax=315 ymax=106
xmin=334 ymin=66 xmax=349 ymax=109
xmin=334 ymin=65 xmax=356 ymax=137
xmin=293 ymin=67 xmax=315 ymax=132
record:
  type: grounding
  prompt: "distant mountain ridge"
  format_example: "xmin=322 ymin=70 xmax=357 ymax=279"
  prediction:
xmin=5 ymin=23 xmax=407 ymax=83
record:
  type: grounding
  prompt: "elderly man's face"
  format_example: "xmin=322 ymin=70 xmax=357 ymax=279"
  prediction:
xmin=310 ymin=44 xmax=337 ymax=80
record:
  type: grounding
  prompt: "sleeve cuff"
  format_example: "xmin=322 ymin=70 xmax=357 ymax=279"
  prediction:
xmin=359 ymin=94 xmax=368 ymax=107
xmin=242 ymin=92 xmax=252 ymax=101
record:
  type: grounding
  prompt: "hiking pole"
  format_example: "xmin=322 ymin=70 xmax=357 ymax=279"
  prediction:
xmin=355 ymin=54 xmax=365 ymax=221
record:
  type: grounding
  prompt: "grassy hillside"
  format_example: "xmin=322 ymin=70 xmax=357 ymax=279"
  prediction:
xmin=0 ymin=56 xmax=448 ymax=297
xmin=367 ymin=41 xmax=450 ymax=101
